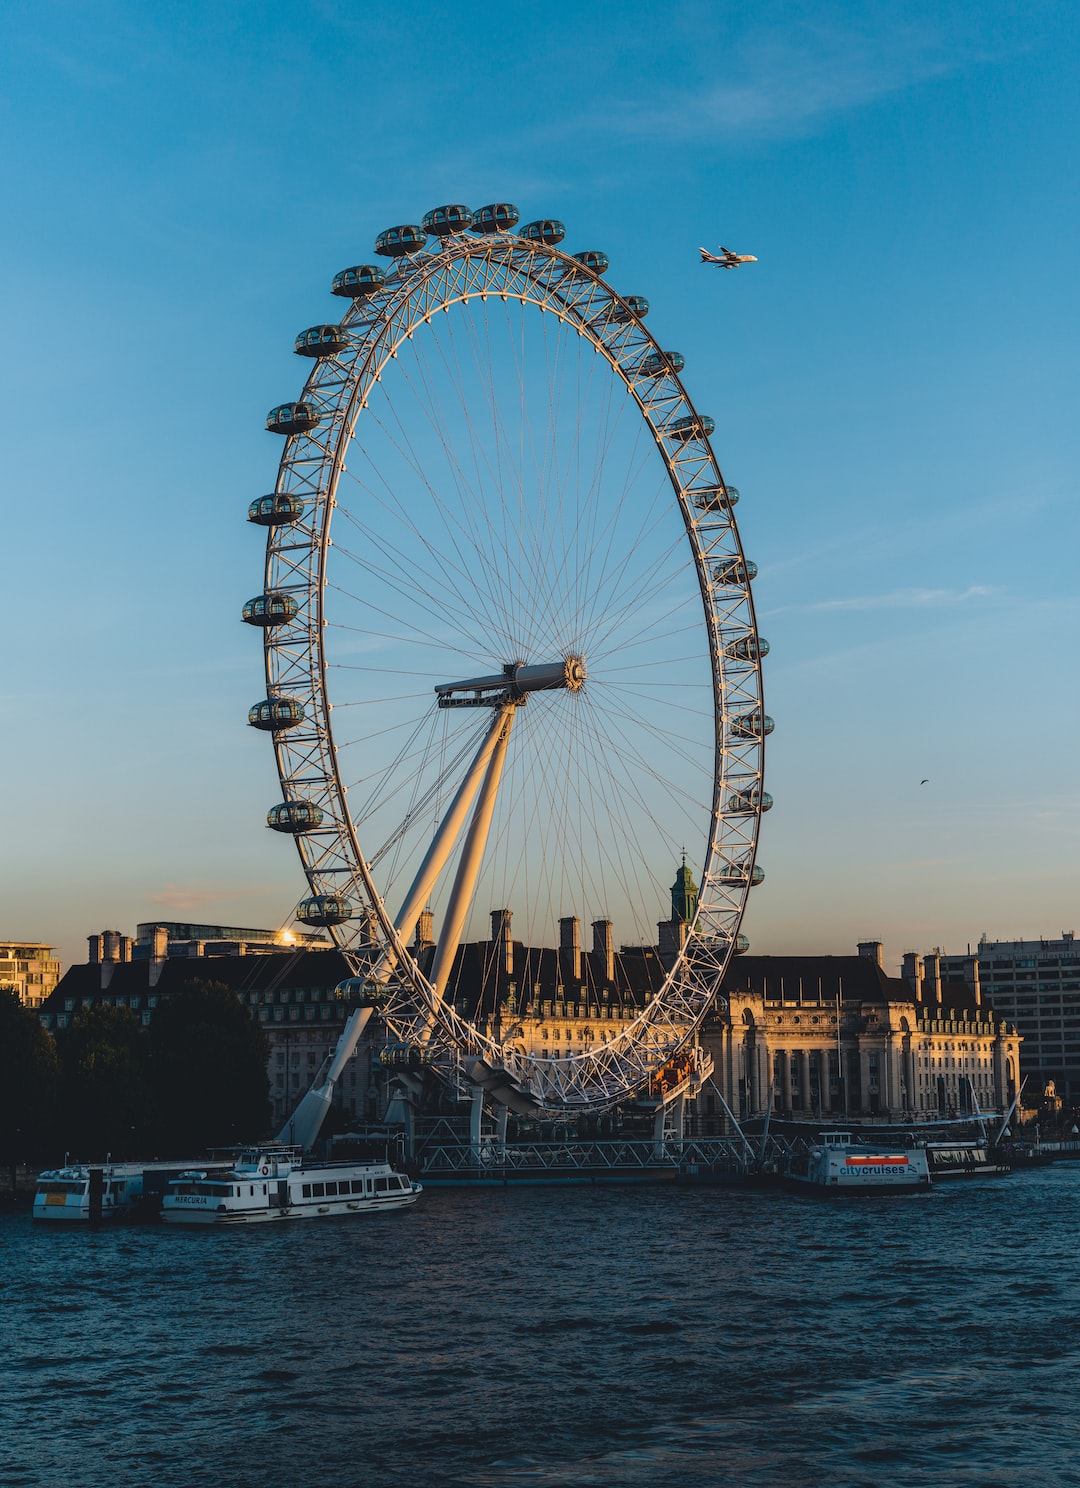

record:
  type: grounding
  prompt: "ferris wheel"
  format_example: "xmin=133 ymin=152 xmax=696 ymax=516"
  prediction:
xmin=244 ymin=202 xmax=770 ymax=1145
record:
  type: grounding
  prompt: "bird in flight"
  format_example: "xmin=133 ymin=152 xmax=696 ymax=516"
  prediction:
xmin=699 ymin=245 xmax=757 ymax=269
xmin=920 ymin=779 xmax=930 ymax=785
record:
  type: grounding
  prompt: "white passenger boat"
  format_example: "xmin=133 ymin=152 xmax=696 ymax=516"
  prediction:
xmin=33 ymin=1160 xmax=228 ymax=1222
xmin=785 ymin=1132 xmax=932 ymax=1193
xmin=161 ymin=1146 xmax=421 ymax=1225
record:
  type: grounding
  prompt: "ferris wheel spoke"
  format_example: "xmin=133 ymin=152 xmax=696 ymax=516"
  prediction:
xmin=376 ymin=354 xmax=540 ymax=655
xmin=584 ymin=686 xmax=717 ymax=785
xmin=335 ymin=444 xmax=515 ymax=658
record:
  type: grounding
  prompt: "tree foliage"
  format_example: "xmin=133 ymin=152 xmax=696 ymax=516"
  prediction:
xmin=149 ymin=980 xmax=271 ymax=1154
xmin=57 ymin=1003 xmax=150 ymax=1159
xmin=0 ymin=988 xmax=58 ymax=1161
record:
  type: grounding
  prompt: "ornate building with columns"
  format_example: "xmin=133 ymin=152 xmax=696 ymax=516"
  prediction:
xmin=701 ymin=940 xmax=1020 ymax=1126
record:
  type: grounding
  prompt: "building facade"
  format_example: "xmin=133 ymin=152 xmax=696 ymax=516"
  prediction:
xmin=702 ymin=942 xmax=1019 ymax=1127
xmin=932 ymin=933 xmax=1080 ymax=1099
xmin=37 ymin=884 xmax=1023 ymax=1139
xmin=0 ymin=941 xmax=61 ymax=1008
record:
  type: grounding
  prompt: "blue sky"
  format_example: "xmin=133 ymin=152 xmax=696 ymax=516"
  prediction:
xmin=2 ymin=0 xmax=1077 ymax=971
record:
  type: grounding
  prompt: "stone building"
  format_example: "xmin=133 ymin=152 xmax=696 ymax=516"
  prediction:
xmin=38 ymin=879 xmax=1023 ymax=1140
xmin=701 ymin=940 xmax=1020 ymax=1126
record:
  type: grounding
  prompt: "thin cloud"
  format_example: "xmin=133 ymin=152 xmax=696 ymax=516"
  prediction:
xmin=811 ymin=585 xmax=995 ymax=612
xmin=599 ymin=23 xmax=967 ymax=143
xmin=143 ymin=882 xmax=280 ymax=914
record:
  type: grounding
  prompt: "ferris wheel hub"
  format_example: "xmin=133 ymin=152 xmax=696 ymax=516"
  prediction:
xmin=435 ymin=655 xmax=586 ymax=708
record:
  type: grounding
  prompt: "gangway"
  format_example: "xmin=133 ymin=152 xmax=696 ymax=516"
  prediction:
xmin=414 ymin=1135 xmax=753 ymax=1186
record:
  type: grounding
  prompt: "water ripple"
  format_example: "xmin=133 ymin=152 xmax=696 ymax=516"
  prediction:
xmin=3 ymin=1169 xmax=1080 ymax=1486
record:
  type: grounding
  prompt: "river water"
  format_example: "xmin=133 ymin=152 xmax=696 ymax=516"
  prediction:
xmin=3 ymin=1165 xmax=1079 ymax=1488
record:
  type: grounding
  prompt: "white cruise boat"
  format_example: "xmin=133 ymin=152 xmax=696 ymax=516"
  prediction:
xmin=33 ymin=1160 xmax=229 ymax=1222
xmin=161 ymin=1147 xmax=421 ymax=1225
xmin=785 ymin=1132 xmax=932 ymax=1193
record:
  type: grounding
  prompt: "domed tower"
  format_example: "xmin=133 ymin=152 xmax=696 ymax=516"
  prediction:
xmin=659 ymin=855 xmax=700 ymax=967
xmin=670 ymin=856 xmax=699 ymax=925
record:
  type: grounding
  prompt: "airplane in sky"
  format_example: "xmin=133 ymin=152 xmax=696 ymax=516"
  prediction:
xmin=699 ymin=245 xmax=758 ymax=269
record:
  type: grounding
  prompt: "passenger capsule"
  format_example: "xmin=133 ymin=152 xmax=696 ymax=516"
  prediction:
xmin=469 ymin=202 xmax=520 ymax=234
xmin=422 ymin=204 xmax=473 ymax=236
xmin=573 ymin=251 xmax=610 ymax=272
xmin=294 ymin=324 xmax=349 ymax=358
xmin=380 ymin=1042 xmax=434 ymax=1067
xmin=374 ymin=224 xmax=427 ymax=258
xmin=519 ymin=218 xmax=566 ymax=246
xmin=691 ymin=485 xmax=739 ymax=512
xmin=729 ymin=710 xmax=775 ymax=739
xmin=334 ymin=977 xmax=387 ymax=1007
xmin=712 ymin=557 xmax=758 ymax=586
xmin=267 ymin=800 xmax=325 ymax=833
xmin=732 ymin=934 xmax=751 ymax=955
xmin=717 ymin=859 xmax=766 ymax=887
xmin=331 ymin=264 xmax=386 ymax=298
xmin=242 ymin=592 xmax=299 ymax=628
xmin=667 ymin=414 xmax=715 ymax=442
xmin=248 ymin=697 xmax=306 ymax=731
xmin=638 ymin=350 xmax=685 ymax=376
xmin=266 ymin=402 xmax=320 ymax=436
xmin=728 ymin=787 xmax=773 ymax=815
xmin=247 ymin=493 xmax=305 ymax=526
xmin=296 ymin=894 xmax=354 ymax=927
xmin=723 ymin=635 xmax=769 ymax=663
xmin=610 ymin=295 xmax=649 ymax=323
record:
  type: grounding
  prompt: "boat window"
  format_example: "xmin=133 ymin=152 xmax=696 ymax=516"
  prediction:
xmin=351 ymin=1179 xmax=365 ymax=1194
xmin=374 ymin=1177 xmax=389 ymax=1192
xmin=250 ymin=1186 xmax=255 ymax=1196
xmin=311 ymin=1183 xmax=325 ymax=1198
xmin=302 ymin=1183 xmax=311 ymax=1197
xmin=324 ymin=1181 xmax=338 ymax=1196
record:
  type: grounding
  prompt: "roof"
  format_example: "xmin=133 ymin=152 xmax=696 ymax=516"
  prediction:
xmin=720 ymin=955 xmax=911 ymax=1005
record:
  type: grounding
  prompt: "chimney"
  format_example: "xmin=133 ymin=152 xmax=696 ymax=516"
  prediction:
xmin=559 ymin=916 xmax=581 ymax=984
xmin=103 ymin=930 xmax=121 ymax=962
xmin=923 ymin=952 xmax=942 ymax=1008
xmin=902 ymin=952 xmax=923 ymax=998
xmin=962 ymin=955 xmax=981 ymax=1008
xmin=491 ymin=909 xmax=513 ymax=976
xmin=120 ymin=936 xmax=133 ymax=964
xmin=857 ymin=940 xmax=883 ymax=969
xmin=592 ymin=919 xmax=614 ymax=984
xmin=88 ymin=934 xmax=102 ymax=965
xmin=414 ymin=909 xmax=435 ymax=949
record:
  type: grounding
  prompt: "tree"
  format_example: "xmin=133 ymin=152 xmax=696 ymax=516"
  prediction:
xmin=0 ymin=988 xmax=58 ymax=1163
xmin=149 ymin=981 xmax=271 ymax=1154
xmin=57 ymin=1003 xmax=150 ymax=1159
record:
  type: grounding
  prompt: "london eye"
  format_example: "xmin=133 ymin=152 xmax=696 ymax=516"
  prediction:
xmin=244 ymin=203 xmax=770 ymax=1145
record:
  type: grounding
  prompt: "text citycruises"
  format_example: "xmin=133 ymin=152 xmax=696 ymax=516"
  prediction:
xmin=784 ymin=1132 xmax=932 ymax=1193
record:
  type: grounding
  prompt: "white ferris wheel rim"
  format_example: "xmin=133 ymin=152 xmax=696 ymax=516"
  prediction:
xmin=254 ymin=216 xmax=767 ymax=1113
